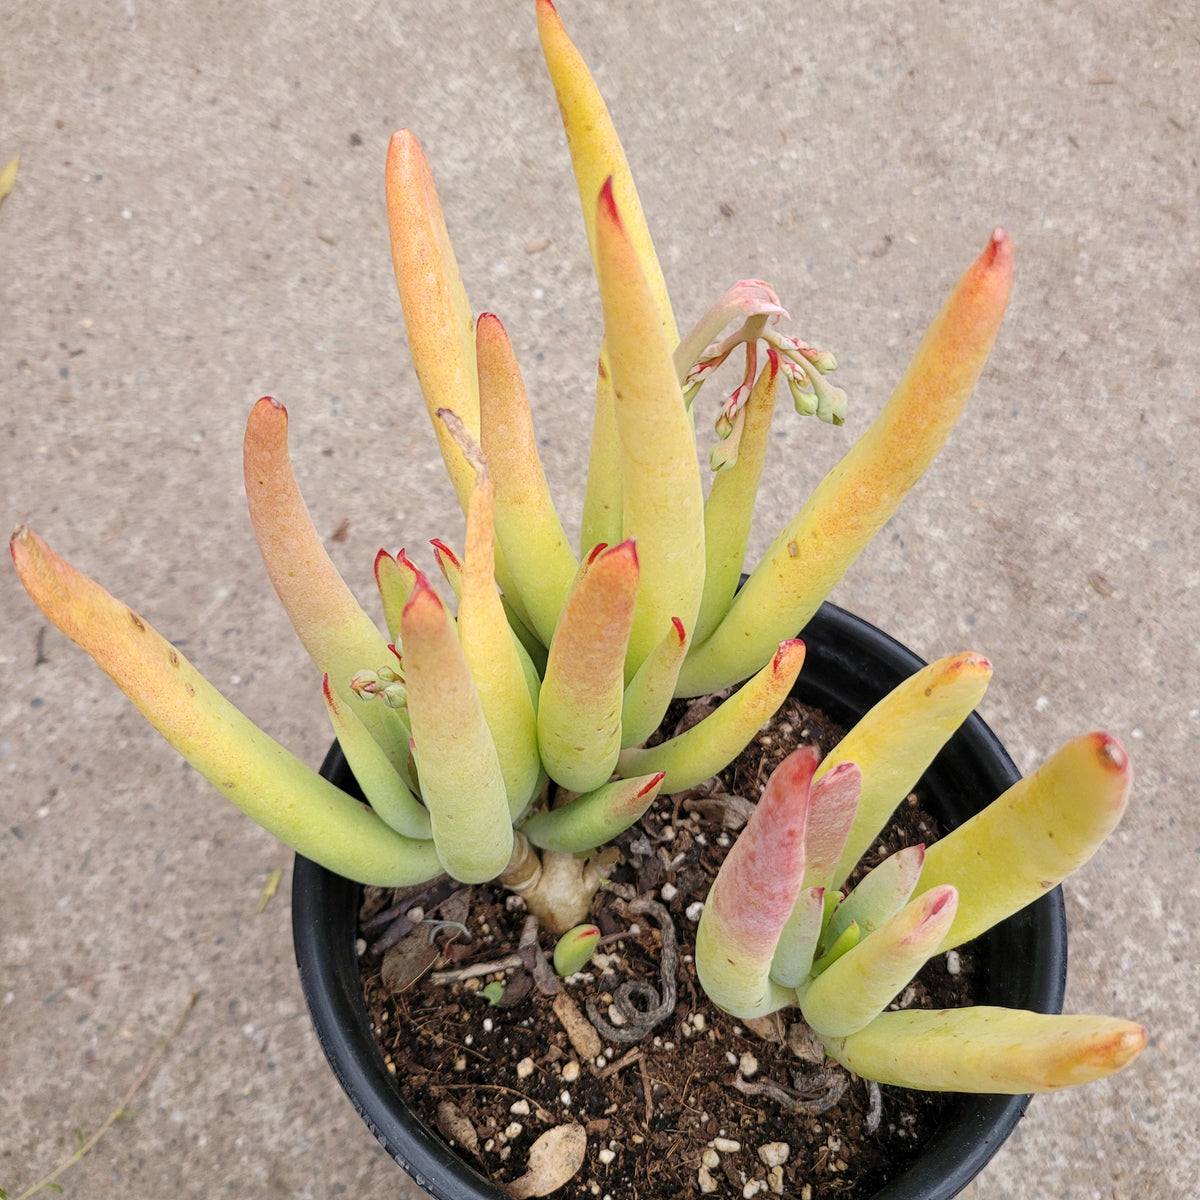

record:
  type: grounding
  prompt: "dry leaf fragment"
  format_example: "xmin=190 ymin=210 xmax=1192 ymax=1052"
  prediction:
xmin=256 ymin=867 xmax=283 ymax=914
xmin=0 ymin=154 xmax=18 ymax=205
xmin=507 ymin=1123 xmax=587 ymax=1198
xmin=552 ymin=990 xmax=602 ymax=1061
xmin=436 ymin=1100 xmax=480 ymax=1158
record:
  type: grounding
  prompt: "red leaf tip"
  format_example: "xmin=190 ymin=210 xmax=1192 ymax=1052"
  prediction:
xmin=984 ymin=226 xmax=1013 ymax=271
xmin=597 ymin=175 xmax=621 ymax=229
xmin=1093 ymin=732 xmax=1130 ymax=775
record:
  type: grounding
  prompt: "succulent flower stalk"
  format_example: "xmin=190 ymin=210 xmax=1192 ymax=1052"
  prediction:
xmin=12 ymin=0 xmax=1145 ymax=1117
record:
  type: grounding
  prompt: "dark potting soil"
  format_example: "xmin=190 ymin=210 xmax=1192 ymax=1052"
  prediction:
xmin=359 ymin=697 xmax=977 ymax=1199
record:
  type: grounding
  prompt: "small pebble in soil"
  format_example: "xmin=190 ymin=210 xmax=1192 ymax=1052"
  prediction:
xmin=758 ymin=1142 xmax=789 ymax=1167
xmin=660 ymin=882 xmax=678 ymax=901
xmin=740 ymin=1051 xmax=759 ymax=1077
xmin=516 ymin=1057 xmax=534 ymax=1078
xmin=946 ymin=949 xmax=962 ymax=975
xmin=685 ymin=901 xmax=705 ymax=921
xmin=713 ymin=1137 xmax=741 ymax=1153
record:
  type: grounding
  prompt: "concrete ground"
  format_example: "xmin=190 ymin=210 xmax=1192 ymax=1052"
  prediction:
xmin=2 ymin=1 xmax=1195 ymax=1196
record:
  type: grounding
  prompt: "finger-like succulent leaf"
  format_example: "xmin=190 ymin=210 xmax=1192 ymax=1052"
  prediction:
xmin=819 ymin=652 xmax=994 ymax=890
xmin=375 ymin=548 xmax=419 ymax=644
xmin=824 ymin=844 xmax=926 ymax=949
xmin=321 ymin=676 xmax=430 ymax=839
xmin=243 ymin=396 xmax=411 ymax=777
xmin=595 ymin=179 xmax=705 ymax=673
xmin=477 ymin=312 xmax=577 ymax=646
xmin=695 ymin=745 xmax=820 ymax=1018
xmin=800 ymin=886 xmax=958 ymax=1039
xmin=402 ymin=575 xmax=514 ymax=883
xmin=536 ymin=0 xmax=676 ymax=345
xmin=822 ymin=1007 xmax=1147 ymax=1093
xmin=617 ymin=639 xmax=805 ymax=793
xmin=800 ymin=760 xmax=862 ymax=896
xmin=768 ymin=885 xmax=825 ymax=990
xmin=451 ymin=424 xmax=542 ymax=816
xmin=521 ymin=771 xmax=665 ymax=855
xmin=537 ymin=540 xmax=639 ymax=792
xmin=914 ymin=731 xmax=1132 ymax=950
xmin=580 ymin=354 xmax=623 ymax=557
xmin=694 ymin=352 xmax=779 ymax=646
xmin=620 ymin=617 xmax=688 ymax=748
xmin=385 ymin=130 xmax=480 ymax=508
xmin=678 ymin=230 xmax=1013 ymax=695
xmin=11 ymin=527 xmax=442 ymax=886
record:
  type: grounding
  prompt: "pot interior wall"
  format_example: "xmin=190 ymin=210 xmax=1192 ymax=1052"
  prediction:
xmin=293 ymin=602 xmax=1067 ymax=1200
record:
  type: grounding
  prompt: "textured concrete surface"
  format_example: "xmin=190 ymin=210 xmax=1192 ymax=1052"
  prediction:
xmin=2 ymin=1 xmax=1196 ymax=1196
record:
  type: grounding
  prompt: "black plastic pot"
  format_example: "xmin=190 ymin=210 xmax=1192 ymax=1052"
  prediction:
xmin=293 ymin=601 xmax=1068 ymax=1200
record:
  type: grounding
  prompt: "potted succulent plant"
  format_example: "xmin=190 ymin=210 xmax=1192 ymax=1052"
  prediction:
xmin=11 ymin=2 xmax=1145 ymax=1197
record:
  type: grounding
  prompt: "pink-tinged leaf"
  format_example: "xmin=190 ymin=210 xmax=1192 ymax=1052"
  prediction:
xmin=401 ymin=574 xmax=513 ymax=883
xmin=823 ymin=1007 xmax=1147 ymax=1094
xmin=385 ymin=130 xmax=479 ymax=510
xmin=914 ymin=731 xmax=1132 ymax=950
xmin=801 ymin=761 xmax=862 ymax=895
xmin=10 ymin=527 xmax=442 ymax=886
xmin=678 ymin=230 xmax=1014 ymax=696
xmin=694 ymin=745 xmax=820 ymax=1018
xmin=477 ymin=311 xmax=577 ymax=646
xmin=617 ymin=639 xmax=806 ymax=793
xmin=537 ymin=540 xmax=639 ymax=792
xmin=520 ymin=771 xmax=665 ymax=855
xmin=824 ymin=844 xmax=925 ymax=949
xmin=800 ymin=885 xmax=958 ymax=1039
xmin=243 ymin=397 xmax=409 ymax=776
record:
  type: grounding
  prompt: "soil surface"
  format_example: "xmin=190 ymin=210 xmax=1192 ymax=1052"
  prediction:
xmin=359 ymin=698 xmax=976 ymax=1199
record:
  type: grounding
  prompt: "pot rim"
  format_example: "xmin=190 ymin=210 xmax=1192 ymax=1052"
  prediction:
xmin=293 ymin=601 xmax=1067 ymax=1200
